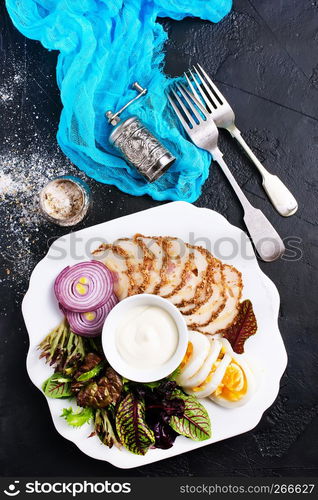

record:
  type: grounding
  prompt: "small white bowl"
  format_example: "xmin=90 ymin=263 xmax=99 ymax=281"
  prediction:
xmin=102 ymin=294 xmax=188 ymax=383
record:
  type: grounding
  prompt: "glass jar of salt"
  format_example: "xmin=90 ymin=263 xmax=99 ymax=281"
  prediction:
xmin=39 ymin=176 xmax=91 ymax=226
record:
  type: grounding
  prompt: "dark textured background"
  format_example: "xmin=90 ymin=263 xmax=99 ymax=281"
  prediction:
xmin=1 ymin=0 xmax=317 ymax=477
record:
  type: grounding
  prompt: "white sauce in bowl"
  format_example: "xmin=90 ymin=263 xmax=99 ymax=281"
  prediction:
xmin=116 ymin=305 xmax=179 ymax=370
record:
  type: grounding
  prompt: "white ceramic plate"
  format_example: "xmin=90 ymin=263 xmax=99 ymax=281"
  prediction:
xmin=22 ymin=201 xmax=287 ymax=469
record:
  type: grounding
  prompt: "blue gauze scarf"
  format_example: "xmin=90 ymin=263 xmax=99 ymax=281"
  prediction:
xmin=6 ymin=0 xmax=232 ymax=202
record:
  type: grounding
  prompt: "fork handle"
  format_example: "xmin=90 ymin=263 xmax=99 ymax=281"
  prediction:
xmin=228 ymin=126 xmax=298 ymax=217
xmin=212 ymin=149 xmax=285 ymax=262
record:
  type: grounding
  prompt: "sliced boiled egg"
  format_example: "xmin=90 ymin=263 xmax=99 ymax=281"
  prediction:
xmin=176 ymin=332 xmax=256 ymax=407
xmin=209 ymin=339 xmax=255 ymax=408
xmin=185 ymin=351 xmax=232 ymax=398
xmin=176 ymin=331 xmax=210 ymax=386
xmin=182 ymin=338 xmax=222 ymax=388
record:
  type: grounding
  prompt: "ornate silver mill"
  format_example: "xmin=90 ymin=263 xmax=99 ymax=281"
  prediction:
xmin=106 ymin=82 xmax=176 ymax=182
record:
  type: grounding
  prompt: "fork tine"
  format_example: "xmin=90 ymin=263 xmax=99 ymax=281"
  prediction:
xmin=185 ymin=72 xmax=202 ymax=103
xmin=189 ymin=68 xmax=217 ymax=111
xmin=176 ymin=83 xmax=208 ymax=122
xmin=167 ymin=92 xmax=191 ymax=132
xmin=175 ymin=83 xmax=202 ymax=123
xmin=196 ymin=64 xmax=225 ymax=104
xmin=171 ymin=87 xmax=197 ymax=127
xmin=179 ymin=84 xmax=209 ymax=121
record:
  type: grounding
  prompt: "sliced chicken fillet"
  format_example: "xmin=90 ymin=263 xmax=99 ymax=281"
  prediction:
xmin=185 ymin=260 xmax=226 ymax=327
xmin=195 ymin=264 xmax=243 ymax=335
xmin=157 ymin=237 xmax=191 ymax=298
xmin=179 ymin=254 xmax=221 ymax=315
xmin=133 ymin=235 xmax=164 ymax=293
xmin=169 ymin=245 xmax=211 ymax=306
xmin=114 ymin=238 xmax=145 ymax=294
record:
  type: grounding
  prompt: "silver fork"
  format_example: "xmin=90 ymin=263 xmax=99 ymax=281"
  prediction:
xmin=185 ymin=65 xmax=298 ymax=217
xmin=167 ymin=83 xmax=285 ymax=262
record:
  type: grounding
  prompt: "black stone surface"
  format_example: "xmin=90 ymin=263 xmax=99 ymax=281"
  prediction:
xmin=1 ymin=0 xmax=317 ymax=478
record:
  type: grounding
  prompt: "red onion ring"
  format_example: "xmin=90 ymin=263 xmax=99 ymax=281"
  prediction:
xmin=54 ymin=261 xmax=113 ymax=312
xmin=61 ymin=293 xmax=118 ymax=337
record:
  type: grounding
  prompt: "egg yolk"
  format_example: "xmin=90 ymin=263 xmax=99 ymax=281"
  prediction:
xmin=215 ymin=362 xmax=247 ymax=401
xmin=180 ymin=342 xmax=193 ymax=369
xmin=192 ymin=348 xmax=226 ymax=392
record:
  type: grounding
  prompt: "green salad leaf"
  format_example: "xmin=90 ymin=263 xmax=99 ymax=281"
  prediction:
xmin=94 ymin=408 xmax=121 ymax=449
xmin=139 ymin=381 xmax=161 ymax=390
xmin=116 ymin=393 xmax=155 ymax=455
xmin=76 ymin=362 xmax=104 ymax=382
xmin=169 ymin=389 xmax=211 ymax=441
xmin=169 ymin=366 xmax=181 ymax=380
xmin=42 ymin=372 xmax=73 ymax=399
xmin=38 ymin=319 xmax=86 ymax=375
xmin=61 ymin=407 xmax=93 ymax=427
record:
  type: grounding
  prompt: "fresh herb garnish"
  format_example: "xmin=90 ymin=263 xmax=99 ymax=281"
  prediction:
xmin=169 ymin=389 xmax=211 ymax=441
xmin=42 ymin=372 xmax=73 ymax=399
xmin=76 ymin=362 xmax=104 ymax=382
xmin=38 ymin=319 xmax=86 ymax=375
xmin=40 ymin=323 xmax=212 ymax=454
xmin=94 ymin=408 xmax=121 ymax=449
xmin=61 ymin=407 xmax=93 ymax=427
xmin=75 ymin=365 xmax=123 ymax=409
xmin=121 ymin=380 xmax=185 ymax=450
xmin=169 ymin=366 xmax=181 ymax=381
xmin=116 ymin=393 xmax=155 ymax=455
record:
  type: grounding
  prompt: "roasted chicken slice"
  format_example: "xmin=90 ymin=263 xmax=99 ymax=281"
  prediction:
xmin=184 ymin=259 xmax=226 ymax=328
xmin=157 ymin=237 xmax=191 ymax=298
xmin=113 ymin=238 xmax=145 ymax=295
xmin=169 ymin=245 xmax=211 ymax=306
xmin=133 ymin=235 xmax=165 ymax=293
xmin=195 ymin=264 xmax=243 ymax=335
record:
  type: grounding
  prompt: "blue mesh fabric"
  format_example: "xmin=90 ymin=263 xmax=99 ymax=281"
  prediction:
xmin=6 ymin=0 xmax=232 ymax=202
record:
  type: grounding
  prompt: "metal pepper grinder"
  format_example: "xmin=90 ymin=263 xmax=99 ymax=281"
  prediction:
xmin=106 ymin=82 xmax=176 ymax=182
